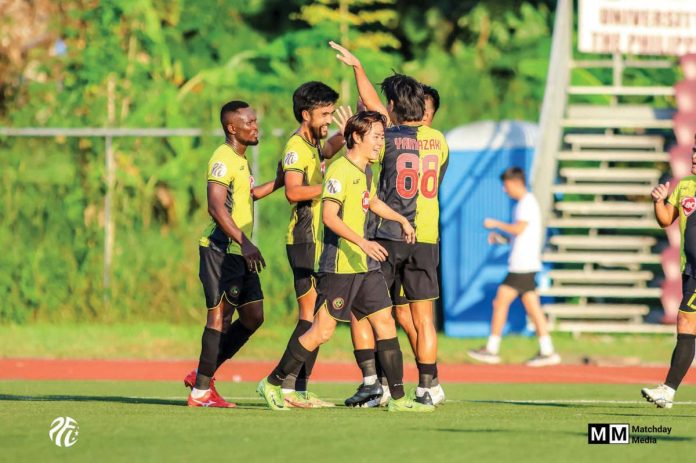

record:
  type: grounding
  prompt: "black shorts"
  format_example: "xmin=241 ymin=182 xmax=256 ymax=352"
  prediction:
xmin=199 ymin=246 xmax=264 ymax=309
xmin=315 ymin=270 xmax=393 ymax=323
xmin=679 ymin=274 xmax=696 ymax=313
xmin=377 ymin=240 xmax=439 ymax=304
xmin=286 ymin=243 xmax=317 ymax=299
xmin=501 ymin=272 xmax=537 ymax=294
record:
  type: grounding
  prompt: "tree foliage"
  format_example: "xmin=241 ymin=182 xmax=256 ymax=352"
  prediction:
xmin=0 ymin=0 xmax=557 ymax=323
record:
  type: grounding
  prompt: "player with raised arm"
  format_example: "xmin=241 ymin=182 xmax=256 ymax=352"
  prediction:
xmin=279 ymin=81 xmax=351 ymax=408
xmin=257 ymin=111 xmax=434 ymax=413
xmin=330 ymin=42 xmax=449 ymax=407
xmin=185 ymin=100 xmax=284 ymax=408
xmin=642 ymin=138 xmax=696 ymax=409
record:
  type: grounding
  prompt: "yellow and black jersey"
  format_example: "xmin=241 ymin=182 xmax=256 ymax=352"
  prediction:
xmin=282 ymin=134 xmax=324 ymax=246
xmin=199 ymin=144 xmax=254 ymax=256
xmin=372 ymin=125 xmax=449 ymax=244
xmin=318 ymin=156 xmax=379 ymax=274
xmin=668 ymin=176 xmax=696 ymax=276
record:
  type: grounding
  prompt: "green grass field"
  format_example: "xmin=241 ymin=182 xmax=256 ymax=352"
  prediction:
xmin=2 ymin=380 xmax=694 ymax=462
xmin=0 ymin=323 xmax=679 ymax=365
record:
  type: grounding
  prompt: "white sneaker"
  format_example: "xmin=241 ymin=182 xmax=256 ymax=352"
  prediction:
xmin=525 ymin=352 xmax=561 ymax=367
xmin=467 ymin=347 xmax=501 ymax=365
xmin=429 ymin=384 xmax=446 ymax=406
xmin=641 ymin=384 xmax=675 ymax=409
xmin=378 ymin=385 xmax=391 ymax=407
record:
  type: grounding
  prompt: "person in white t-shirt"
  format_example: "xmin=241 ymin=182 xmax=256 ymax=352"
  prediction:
xmin=467 ymin=167 xmax=561 ymax=367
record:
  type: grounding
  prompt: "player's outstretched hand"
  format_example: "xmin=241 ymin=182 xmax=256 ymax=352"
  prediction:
xmin=241 ymin=237 xmax=266 ymax=273
xmin=651 ymin=181 xmax=670 ymax=203
xmin=333 ymin=105 xmax=353 ymax=135
xmin=487 ymin=232 xmax=507 ymax=245
xmin=359 ymin=240 xmax=389 ymax=262
xmin=483 ymin=218 xmax=498 ymax=229
xmin=329 ymin=41 xmax=361 ymax=67
xmin=400 ymin=219 xmax=416 ymax=244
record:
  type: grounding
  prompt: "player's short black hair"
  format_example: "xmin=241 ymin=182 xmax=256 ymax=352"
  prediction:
xmin=220 ymin=100 xmax=250 ymax=134
xmin=500 ymin=167 xmax=526 ymax=184
xmin=422 ymin=85 xmax=440 ymax=114
xmin=344 ymin=111 xmax=387 ymax=149
xmin=292 ymin=81 xmax=339 ymax=123
xmin=379 ymin=73 xmax=424 ymax=123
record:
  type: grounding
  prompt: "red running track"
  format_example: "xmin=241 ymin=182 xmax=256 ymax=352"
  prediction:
xmin=1 ymin=359 xmax=695 ymax=384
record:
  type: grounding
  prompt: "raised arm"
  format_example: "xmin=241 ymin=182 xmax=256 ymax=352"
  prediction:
xmin=652 ymin=181 xmax=679 ymax=228
xmin=329 ymin=41 xmax=390 ymax=123
xmin=321 ymin=105 xmax=353 ymax=160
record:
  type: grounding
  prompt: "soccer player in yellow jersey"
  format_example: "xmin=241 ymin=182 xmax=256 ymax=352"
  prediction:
xmin=258 ymin=111 xmax=434 ymax=412
xmin=280 ymin=82 xmax=352 ymax=408
xmin=185 ymin=100 xmax=284 ymax=408
xmin=642 ymin=137 xmax=696 ymax=409
xmin=331 ymin=42 xmax=449 ymax=406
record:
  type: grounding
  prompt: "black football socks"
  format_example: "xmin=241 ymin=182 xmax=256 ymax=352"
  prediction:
xmin=665 ymin=333 xmax=696 ymax=391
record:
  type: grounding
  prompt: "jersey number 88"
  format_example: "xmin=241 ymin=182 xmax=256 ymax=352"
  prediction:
xmin=395 ymin=153 xmax=440 ymax=199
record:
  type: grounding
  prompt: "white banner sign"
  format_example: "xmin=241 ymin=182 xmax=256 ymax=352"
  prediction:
xmin=579 ymin=0 xmax=696 ymax=55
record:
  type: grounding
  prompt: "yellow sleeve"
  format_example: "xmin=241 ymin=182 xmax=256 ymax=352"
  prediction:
xmin=207 ymin=151 xmax=234 ymax=187
xmin=323 ymin=162 xmax=347 ymax=205
xmin=667 ymin=182 xmax=680 ymax=206
xmin=368 ymin=166 xmax=378 ymax=200
xmin=282 ymin=138 xmax=311 ymax=174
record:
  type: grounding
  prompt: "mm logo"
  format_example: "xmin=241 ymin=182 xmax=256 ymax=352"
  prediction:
xmin=588 ymin=424 xmax=629 ymax=444
xmin=49 ymin=417 xmax=79 ymax=447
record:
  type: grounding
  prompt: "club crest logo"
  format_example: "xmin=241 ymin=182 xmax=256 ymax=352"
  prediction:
xmin=230 ymin=286 xmax=240 ymax=297
xmin=211 ymin=162 xmax=227 ymax=178
xmin=284 ymin=151 xmax=298 ymax=167
xmin=332 ymin=298 xmax=345 ymax=310
xmin=326 ymin=179 xmax=342 ymax=194
xmin=49 ymin=417 xmax=79 ymax=448
xmin=362 ymin=191 xmax=370 ymax=212
xmin=682 ymin=197 xmax=696 ymax=216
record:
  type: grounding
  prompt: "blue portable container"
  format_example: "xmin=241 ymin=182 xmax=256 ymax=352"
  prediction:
xmin=440 ymin=120 xmax=540 ymax=337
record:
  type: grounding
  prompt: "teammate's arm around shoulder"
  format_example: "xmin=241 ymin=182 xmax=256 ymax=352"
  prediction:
xmin=652 ymin=181 xmax=679 ymax=228
xmin=251 ymin=160 xmax=285 ymax=201
xmin=368 ymin=197 xmax=416 ymax=244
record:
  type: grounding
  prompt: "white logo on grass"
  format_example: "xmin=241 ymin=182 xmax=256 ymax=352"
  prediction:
xmin=284 ymin=151 xmax=298 ymax=166
xmin=326 ymin=179 xmax=342 ymax=194
xmin=211 ymin=161 xmax=227 ymax=178
xmin=49 ymin=417 xmax=79 ymax=447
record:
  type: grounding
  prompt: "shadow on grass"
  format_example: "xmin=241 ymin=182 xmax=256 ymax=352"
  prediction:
xmin=588 ymin=411 xmax=696 ymax=419
xmin=0 ymin=394 xmax=291 ymax=410
xmin=0 ymin=394 xmax=185 ymax=406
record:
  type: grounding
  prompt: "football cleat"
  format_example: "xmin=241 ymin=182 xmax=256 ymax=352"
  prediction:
xmin=344 ymin=382 xmax=383 ymax=408
xmin=378 ymin=384 xmax=391 ymax=407
xmin=300 ymin=391 xmax=335 ymax=408
xmin=184 ymin=369 xmax=231 ymax=405
xmin=467 ymin=347 xmax=501 ymax=365
xmin=283 ymin=391 xmax=314 ymax=408
xmin=387 ymin=395 xmax=435 ymax=413
xmin=187 ymin=389 xmax=236 ymax=408
xmin=429 ymin=384 xmax=446 ymax=406
xmin=641 ymin=384 xmax=675 ymax=409
xmin=414 ymin=389 xmax=434 ymax=406
xmin=256 ymin=378 xmax=289 ymax=411
xmin=525 ymin=352 xmax=561 ymax=367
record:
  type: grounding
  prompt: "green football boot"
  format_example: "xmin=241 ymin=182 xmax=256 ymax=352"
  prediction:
xmin=387 ymin=395 xmax=435 ymax=413
xmin=256 ymin=378 xmax=289 ymax=411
